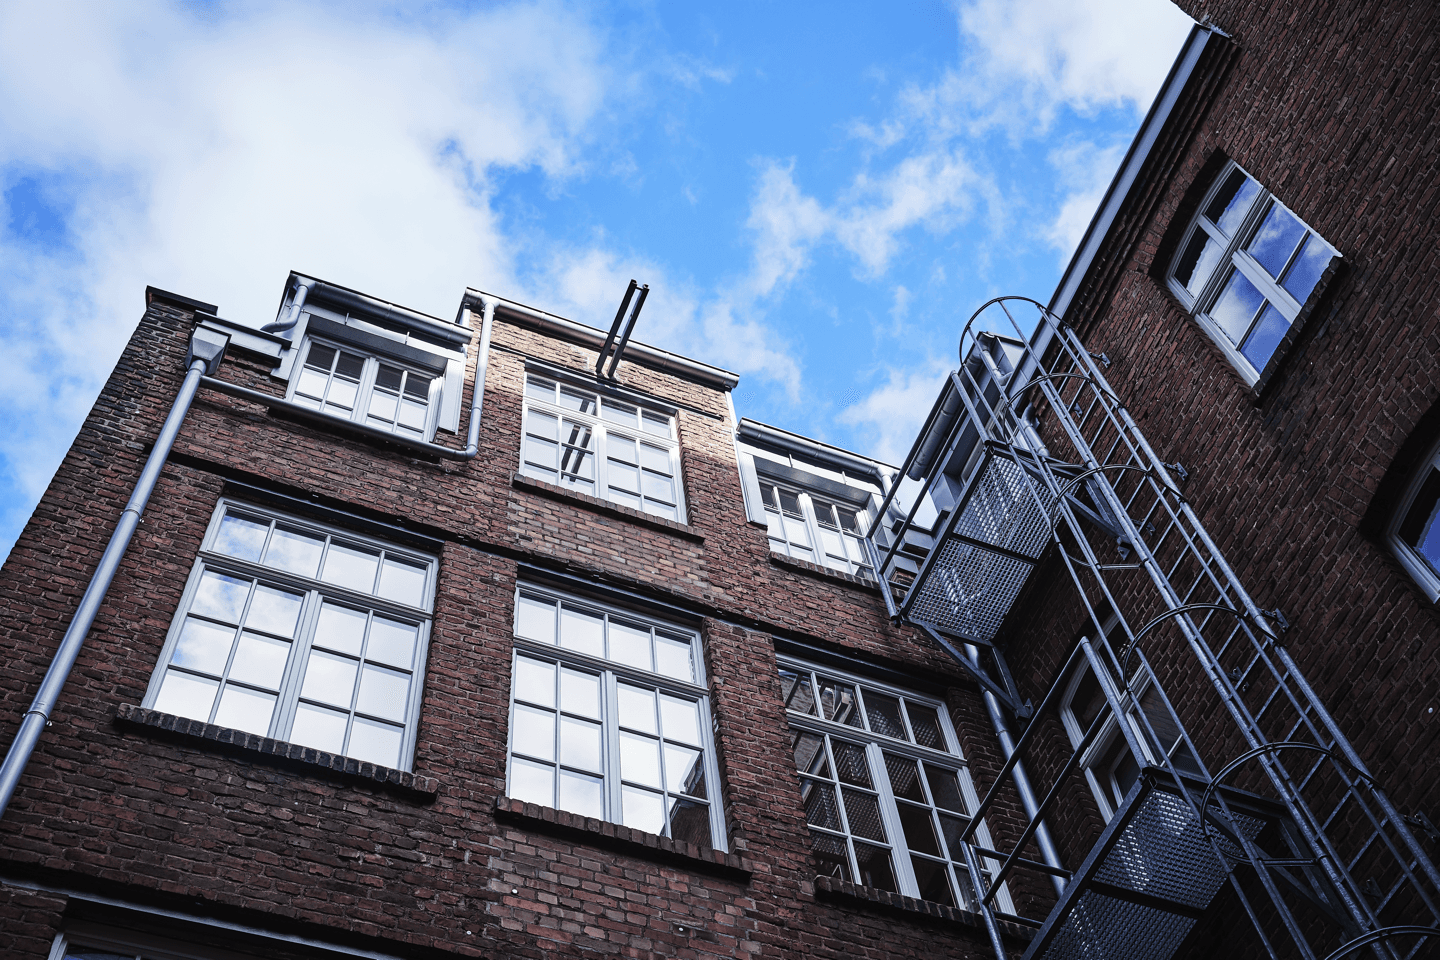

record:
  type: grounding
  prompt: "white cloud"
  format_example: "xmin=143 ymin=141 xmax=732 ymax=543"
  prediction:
xmin=1043 ymin=138 xmax=1130 ymax=259
xmin=838 ymin=358 xmax=954 ymax=466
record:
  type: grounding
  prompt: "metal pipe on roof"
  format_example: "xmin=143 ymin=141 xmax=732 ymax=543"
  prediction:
xmin=0 ymin=327 xmax=231 ymax=822
xmin=604 ymin=283 xmax=649 ymax=380
xmin=261 ymin=276 xmax=315 ymax=334
xmin=596 ymin=280 xmax=638 ymax=378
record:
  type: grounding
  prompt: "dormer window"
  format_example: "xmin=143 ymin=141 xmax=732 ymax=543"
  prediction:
xmin=292 ymin=340 xmax=440 ymax=440
xmin=759 ymin=480 xmax=872 ymax=578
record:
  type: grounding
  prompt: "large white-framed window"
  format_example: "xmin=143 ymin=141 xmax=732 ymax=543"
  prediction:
xmin=1388 ymin=435 xmax=1440 ymax=601
xmin=1058 ymin=634 xmax=1201 ymax=820
xmin=779 ymin=657 xmax=1009 ymax=911
xmin=1167 ymin=160 xmax=1338 ymax=384
xmin=520 ymin=373 xmax=685 ymax=522
xmin=505 ymin=586 xmax=726 ymax=849
xmin=288 ymin=337 xmax=443 ymax=440
xmin=50 ymin=922 xmax=363 ymax=960
xmin=142 ymin=499 xmax=435 ymax=772
xmin=759 ymin=478 xmax=873 ymax=578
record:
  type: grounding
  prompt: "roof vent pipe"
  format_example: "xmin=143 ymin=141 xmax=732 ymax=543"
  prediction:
xmin=0 ymin=325 xmax=230 ymax=823
xmin=262 ymin=276 xmax=315 ymax=335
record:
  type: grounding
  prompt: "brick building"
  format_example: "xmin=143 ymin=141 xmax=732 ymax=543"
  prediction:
xmin=0 ymin=3 xmax=1437 ymax=960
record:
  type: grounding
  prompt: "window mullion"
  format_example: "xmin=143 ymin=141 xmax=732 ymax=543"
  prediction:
xmin=603 ymin=671 xmax=622 ymax=824
xmin=272 ymin=589 xmax=320 ymax=741
xmin=1231 ymin=251 xmax=1302 ymax=319
xmin=868 ymin=741 xmax=918 ymax=897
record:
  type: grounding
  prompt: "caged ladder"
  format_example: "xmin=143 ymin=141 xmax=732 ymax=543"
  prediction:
xmin=866 ymin=296 xmax=1440 ymax=960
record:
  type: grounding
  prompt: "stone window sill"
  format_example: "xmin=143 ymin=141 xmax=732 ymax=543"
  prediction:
xmin=511 ymin=472 xmax=704 ymax=541
xmin=769 ymin=550 xmax=880 ymax=592
xmin=115 ymin=703 xmax=439 ymax=802
xmin=814 ymin=875 xmax=1035 ymax=941
xmin=493 ymin=796 xmax=751 ymax=882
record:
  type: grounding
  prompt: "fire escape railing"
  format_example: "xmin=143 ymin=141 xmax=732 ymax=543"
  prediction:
xmin=866 ymin=296 xmax=1440 ymax=960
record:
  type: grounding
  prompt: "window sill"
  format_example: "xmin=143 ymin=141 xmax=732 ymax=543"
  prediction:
xmin=813 ymin=875 xmax=1034 ymax=941
xmin=511 ymin=472 xmax=703 ymax=541
xmin=768 ymin=550 xmax=880 ymax=592
xmin=114 ymin=703 xmax=439 ymax=802
xmin=493 ymin=796 xmax=752 ymax=882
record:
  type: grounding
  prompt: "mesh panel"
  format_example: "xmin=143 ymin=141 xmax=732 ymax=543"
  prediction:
xmin=1039 ymin=891 xmax=1196 ymax=960
xmin=952 ymin=454 xmax=1053 ymax=560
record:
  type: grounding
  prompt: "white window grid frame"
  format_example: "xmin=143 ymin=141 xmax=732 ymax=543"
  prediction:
xmin=778 ymin=655 xmax=1013 ymax=913
xmin=50 ymin=922 xmax=369 ymax=960
xmin=286 ymin=335 xmax=445 ymax=441
xmin=520 ymin=371 xmax=687 ymax=523
xmin=757 ymin=475 xmax=874 ymax=578
xmin=141 ymin=498 xmax=436 ymax=773
xmin=1166 ymin=159 xmax=1340 ymax=386
xmin=1386 ymin=432 xmax=1440 ymax=601
xmin=505 ymin=584 xmax=728 ymax=850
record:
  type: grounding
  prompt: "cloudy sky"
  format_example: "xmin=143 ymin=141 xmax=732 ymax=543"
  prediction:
xmin=0 ymin=0 xmax=1192 ymax=562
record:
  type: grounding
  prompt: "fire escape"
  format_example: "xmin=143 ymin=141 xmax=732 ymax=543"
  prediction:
xmin=866 ymin=297 xmax=1440 ymax=960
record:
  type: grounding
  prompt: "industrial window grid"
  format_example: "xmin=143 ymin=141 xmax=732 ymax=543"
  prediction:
xmin=288 ymin=337 xmax=442 ymax=440
xmin=141 ymin=499 xmax=434 ymax=772
xmin=759 ymin=478 xmax=873 ymax=578
xmin=505 ymin=586 xmax=725 ymax=849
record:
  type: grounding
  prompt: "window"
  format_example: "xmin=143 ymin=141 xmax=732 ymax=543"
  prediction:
xmin=289 ymin=338 xmax=441 ymax=440
xmin=505 ymin=587 xmax=725 ymax=848
xmin=52 ymin=922 xmax=362 ymax=960
xmin=1167 ymin=161 xmax=1338 ymax=383
xmin=1388 ymin=436 xmax=1440 ymax=600
xmin=520 ymin=373 xmax=685 ymax=522
xmin=1058 ymin=630 xmax=1201 ymax=820
xmin=143 ymin=500 xmax=435 ymax=772
xmin=779 ymin=658 xmax=1008 ymax=911
xmin=760 ymin=479 xmax=873 ymax=578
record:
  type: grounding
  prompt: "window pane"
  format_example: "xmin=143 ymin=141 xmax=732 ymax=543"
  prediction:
xmin=802 ymin=780 xmax=843 ymax=830
xmin=228 ymin=632 xmax=290 ymax=689
xmin=811 ymin=832 xmax=851 ymax=881
xmin=1240 ymin=303 xmax=1290 ymax=371
xmin=154 ymin=670 xmax=220 ymax=721
xmin=1247 ymin=203 xmax=1306 ymax=279
xmin=295 ymin=367 xmax=329 ymax=402
xmin=524 ymin=376 xmax=555 ymax=402
xmin=322 ymin=543 xmax=380 ymax=594
xmin=403 ymin=373 xmax=430 ymax=401
xmin=526 ymin=410 xmax=558 ymax=441
xmin=639 ymin=444 xmax=670 ymax=473
xmin=618 ymin=683 xmax=658 ymax=734
xmin=853 ymin=842 xmax=898 ymax=892
xmin=349 ymin=717 xmax=402 ymax=768
xmin=314 ymin=603 xmax=367 ymax=656
xmin=1400 ymin=468 xmax=1440 ymax=577
xmin=832 ymin=741 xmax=872 ymax=787
xmin=560 ymin=667 xmax=601 ymax=719
xmin=609 ymin=461 xmax=640 ymax=494
xmin=560 ymin=420 xmax=593 ymax=451
xmin=367 ymin=616 xmax=418 ymax=668
xmin=558 ymin=386 xmax=597 ymax=414
xmin=368 ymin=390 xmax=398 ymax=422
xmin=912 ymin=856 xmax=955 ymax=905
xmin=898 ymin=801 xmax=941 ymax=856
xmin=665 ymin=743 xmax=705 ymax=797
xmin=560 ymin=448 xmax=594 ymax=480
xmin=375 ymin=364 xmax=403 ymax=391
xmin=885 ymin=752 xmax=923 ymax=800
xmin=215 ymin=513 xmax=267 ymax=561
xmin=301 ymin=650 xmax=358 ymax=707
xmin=608 ymin=435 xmax=638 ymax=465
xmin=1203 ymin=168 xmax=1260 ymax=236
xmin=641 ymin=411 xmax=670 ymax=437
xmin=778 ymin=489 xmax=803 ymax=516
xmin=560 ymin=715 xmax=603 ymax=772
xmin=667 ymin=797 xmax=710 ymax=845
xmin=267 ymin=527 xmax=324 ymax=577
xmin=335 ymin=352 xmax=365 ymax=379
xmin=213 ymin=684 xmax=277 ymax=735
xmin=559 ymin=770 xmax=604 ymax=819
xmin=245 ymin=585 xmax=303 ymax=638
xmin=610 ymin=489 xmax=642 ymax=511
xmin=326 ymin=377 xmax=358 ymax=410
xmin=1209 ymin=269 xmax=1266 ymax=346
xmin=924 ymin=765 xmax=967 ymax=813
xmin=510 ymin=756 xmax=555 ymax=806
xmin=306 ymin=343 xmax=337 ymax=371
xmin=793 ymin=731 xmax=829 ymax=777
xmin=653 ymin=634 xmax=694 ymax=681
xmin=559 ymin=606 xmax=604 ymax=657
xmin=817 ymin=677 xmax=862 ymax=726
xmin=620 ymin=731 xmax=662 ymax=787
xmin=646 ymin=502 xmax=679 ymax=522
xmin=171 ymin=618 xmax=236 ymax=675
xmin=1173 ymin=229 xmax=1225 ymax=297
xmin=601 ymin=399 xmax=638 ymax=427
xmin=782 ymin=516 xmax=811 ymax=548
xmin=512 ymin=704 xmax=556 ymax=761
xmin=938 ymin=812 xmax=970 ymax=858
xmin=641 ymin=471 xmax=675 ymax=503
xmin=516 ymin=594 xmax=556 ymax=644
xmin=906 ymin=703 xmax=944 ymax=750
xmin=609 ymin=621 xmax=652 ymax=670
xmin=660 ymin=694 xmax=700 ymax=745
xmin=377 ymin=557 xmax=426 ymax=607
xmin=192 ymin=571 xmax=250 ymax=623
xmin=1281 ymin=233 xmax=1332 ymax=303
xmin=780 ymin=668 xmax=817 ymax=714
xmin=621 ymin=784 xmax=665 ymax=833
xmin=356 ymin=663 xmax=410 ymax=722
xmin=841 ymin=789 xmax=887 ymax=841
xmin=514 ymin=656 xmax=556 ymax=708
xmin=290 ymin=702 xmax=347 ymax=754
xmin=864 ymin=691 xmax=907 ymax=740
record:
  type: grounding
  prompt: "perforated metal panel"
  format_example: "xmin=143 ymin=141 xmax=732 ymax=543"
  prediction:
xmin=904 ymin=450 xmax=1052 ymax=642
xmin=1042 ymin=891 xmax=1195 ymax=960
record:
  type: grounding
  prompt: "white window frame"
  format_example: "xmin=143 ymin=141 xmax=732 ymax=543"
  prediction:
xmin=50 ymin=922 xmax=366 ymax=960
xmin=505 ymin=585 xmax=727 ymax=850
xmin=519 ymin=372 xmax=687 ymax=523
xmin=287 ymin=335 xmax=445 ymax=441
xmin=1166 ymin=159 xmax=1340 ymax=386
xmin=779 ymin=655 xmax=1012 ymax=913
xmin=1387 ymin=434 xmax=1440 ymax=601
xmin=141 ymin=499 xmax=436 ymax=773
xmin=757 ymin=477 xmax=873 ymax=578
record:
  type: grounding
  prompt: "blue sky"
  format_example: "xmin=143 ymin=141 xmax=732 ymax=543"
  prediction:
xmin=0 ymin=0 xmax=1192 ymax=562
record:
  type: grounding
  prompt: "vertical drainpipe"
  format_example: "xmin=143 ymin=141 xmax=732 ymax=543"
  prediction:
xmin=0 ymin=326 xmax=230 ymax=822
xmin=262 ymin=275 xmax=315 ymax=334
xmin=472 ymin=294 xmax=496 ymax=433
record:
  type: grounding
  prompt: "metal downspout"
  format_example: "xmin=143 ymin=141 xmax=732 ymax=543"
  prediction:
xmin=0 ymin=336 xmax=224 ymax=821
xmin=262 ymin=276 xmax=315 ymax=334
xmin=967 ymin=642 xmax=1069 ymax=897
